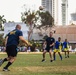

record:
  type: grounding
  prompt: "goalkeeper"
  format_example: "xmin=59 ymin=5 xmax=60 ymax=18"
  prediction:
xmin=0 ymin=24 xmax=30 ymax=71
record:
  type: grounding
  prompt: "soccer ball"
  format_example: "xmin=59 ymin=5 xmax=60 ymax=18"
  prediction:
xmin=39 ymin=6 xmax=44 ymax=10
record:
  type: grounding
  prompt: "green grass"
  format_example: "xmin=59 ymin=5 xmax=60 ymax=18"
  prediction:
xmin=0 ymin=52 xmax=76 ymax=75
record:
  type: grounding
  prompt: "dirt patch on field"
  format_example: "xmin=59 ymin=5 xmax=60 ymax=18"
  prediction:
xmin=25 ymin=66 xmax=76 ymax=73
xmin=26 ymin=66 xmax=76 ymax=72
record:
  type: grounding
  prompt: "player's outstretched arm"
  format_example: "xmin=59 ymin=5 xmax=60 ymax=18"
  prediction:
xmin=5 ymin=36 xmax=8 ymax=47
xmin=19 ymin=36 xmax=29 ymax=46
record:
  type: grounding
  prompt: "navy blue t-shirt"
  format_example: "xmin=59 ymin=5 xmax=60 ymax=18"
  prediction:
xmin=6 ymin=29 xmax=23 ymax=46
xmin=46 ymin=37 xmax=55 ymax=48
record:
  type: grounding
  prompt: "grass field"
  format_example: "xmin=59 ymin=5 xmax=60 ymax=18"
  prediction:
xmin=0 ymin=52 xmax=76 ymax=75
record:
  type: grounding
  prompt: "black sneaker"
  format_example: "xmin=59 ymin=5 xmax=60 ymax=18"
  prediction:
xmin=50 ymin=60 xmax=53 ymax=62
xmin=3 ymin=68 xmax=10 ymax=71
xmin=42 ymin=59 xmax=45 ymax=62
xmin=65 ymin=56 xmax=67 ymax=58
xmin=67 ymin=56 xmax=69 ymax=58
xmin=0 ymin=59 xmax=3 ymax=66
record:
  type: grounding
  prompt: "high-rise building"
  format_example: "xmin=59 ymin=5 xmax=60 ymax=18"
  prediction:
xmin=41 ymin=0 xmax=68 ymax=25
xmin=71 ymin=13 xmax=76 ymax=21
xmin=52 ymin=0 xmax=59 ymax=25
xmin=62 ymin=0 xmax=68 ymax=25
xmin=70 ymin=12 xmax=76 ymax=24
xmin=42 ymin=0 xmax=52 ymax=14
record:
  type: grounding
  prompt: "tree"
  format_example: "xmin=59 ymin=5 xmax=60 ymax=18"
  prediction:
xmin=34 ymin=11 xmax=54 ymax=35
xmin=21 ymin=9 xmax=54 ymax=40
xmin=21 ymin=10 xmax=37 ymax=41
xmin=36 ymin=11 xmax=54 ymax=29
xmin=0 ymin=34 xmax=5 ymax=46
xmin=0 ymin=15 xmax=6 ymax=30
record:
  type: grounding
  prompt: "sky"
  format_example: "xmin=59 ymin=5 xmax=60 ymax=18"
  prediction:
xmin=0 ymin=0 xmax=76 ymax=22
xmin=0 ymin=0 xmax=41 ymax=22
xmin=68 ymin=0 xmax=76 ymax=21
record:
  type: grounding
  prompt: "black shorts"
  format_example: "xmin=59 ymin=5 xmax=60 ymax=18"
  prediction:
xmin=6 ymin=45 xmax=17 ymax=57
xmin=45 ymin=47 xmax=53 ymax=52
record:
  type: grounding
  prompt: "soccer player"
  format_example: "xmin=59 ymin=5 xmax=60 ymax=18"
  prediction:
xmin=42 ymin=32 xmax=55 ymax=62
xmin=63 ymin=39 xmax=70 ymax=58
xmin=53 ymin=37 xmax=63 ymax=61
xmin=0 ymin=24 xmax=30 ymax=71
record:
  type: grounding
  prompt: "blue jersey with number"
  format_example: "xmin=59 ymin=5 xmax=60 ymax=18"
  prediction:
xmin=6 ymin=29 xmax=23 ymax=46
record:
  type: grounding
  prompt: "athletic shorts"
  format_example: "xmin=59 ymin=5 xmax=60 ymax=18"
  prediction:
xmin=64 ymin=48 xmax=69 ymax=51
xmin=45 ymin=47 xmax=53 ymax=52
xmin=6 ymin=45 xmax=17 ymax=57
xmin=53 ymin=49 xmax=61 ymax=52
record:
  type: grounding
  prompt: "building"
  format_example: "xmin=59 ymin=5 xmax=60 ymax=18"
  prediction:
xmin=70 ymin=12 xmax=76 ymax=24
xmin=32 ymin=25 xmax=76 ymax=49
xmin=42 ymin=0 xmax=58 ymax=25
xmin=41 ymin=0 xmax=68 ymax=25
xmin=62 ymin=0 xmax=68 ymax=25
xmin=42 ymin=0 xmax=52 ymax=14
xmin=52 ymin=25 xmax=76 ymax=49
